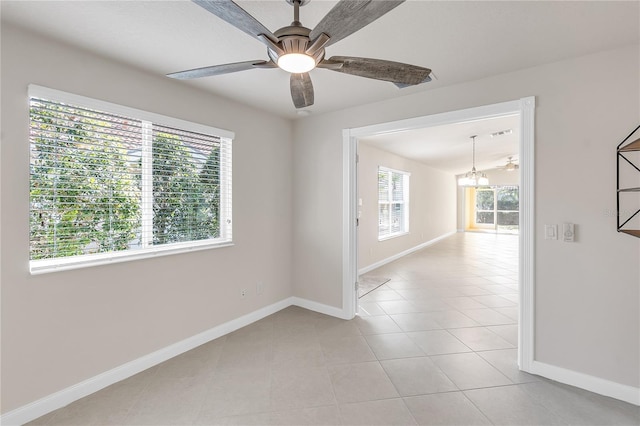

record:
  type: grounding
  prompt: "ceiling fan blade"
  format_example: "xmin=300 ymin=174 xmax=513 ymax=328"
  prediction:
xmin=193 ymin=0 xmax=278 ymax=44
xmin=310 ymin=0 xmax=404 ymax=47
xmin=167 ymin=60 xmax=275 ymax=79
xmin=324 ymin=56 xmax=431 ymax=86
xmin=290 ymin=73 xmax=314 ymax=108
xmin=394 ymin=81 xmax=431 ymax=89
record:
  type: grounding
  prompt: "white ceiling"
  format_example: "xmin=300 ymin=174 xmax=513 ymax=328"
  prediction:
xmin=359 ymin=114 xmax=519 ymax=174
xmin=2 ymin=0 xmax=639 ymax=121
xmin=2 ymin=1 xmax=637 ymax=170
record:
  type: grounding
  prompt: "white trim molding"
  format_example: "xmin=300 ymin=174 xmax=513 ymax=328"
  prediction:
xmin=292 ymin=296 xmax=352 ymax=320
xmin=342 ymin=128 xmax=359 ymax=320
xmin=530 ymin=361 xmax=640 ymax=406
xmin=358 ymin=231 xmax=457 ymax=275
xmin=518 ymin=96 xmax=536 ymax=373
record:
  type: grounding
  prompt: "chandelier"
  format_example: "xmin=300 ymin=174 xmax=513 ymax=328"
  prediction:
xmin=458 ymin=135 xmax=489 ymax=186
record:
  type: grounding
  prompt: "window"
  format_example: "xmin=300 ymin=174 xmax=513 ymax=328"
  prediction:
xmin=378 ymin=167 xmax=410 ymax=239
xmin=475 ymin=188 xmax=496 ymax=225
xmin=29 ymin=85 xmax=233 ymax=273
xmin=473 ymin=186 xmax=519 ymax=233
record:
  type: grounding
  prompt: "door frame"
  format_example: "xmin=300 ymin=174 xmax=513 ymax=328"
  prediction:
xmin=341 ymin=97 xmax=536 ymax=372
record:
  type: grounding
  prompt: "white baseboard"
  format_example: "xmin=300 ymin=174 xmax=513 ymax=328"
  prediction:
xmin=0 ymin=297 xmax=295 ymax=426
xmin=530 ymin=360 xmax=640 ymax=406
xmin=6 ymin=295 xmax=638 ymax=426
xmin=358 ymin=231 xmax=456 ymax=275
xmin=292 ymin=296 xmax=349 ymax=320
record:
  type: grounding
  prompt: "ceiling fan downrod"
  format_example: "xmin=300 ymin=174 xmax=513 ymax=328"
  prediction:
xmin=292 ymin=0 xmax=301 ymax=25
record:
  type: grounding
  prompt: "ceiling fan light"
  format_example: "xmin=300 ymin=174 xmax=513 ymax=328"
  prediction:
xmin=277 ymin=53 xmax=316 ymax=73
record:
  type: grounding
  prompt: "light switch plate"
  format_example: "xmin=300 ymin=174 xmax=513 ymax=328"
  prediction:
xmin=545 ymin=225 xmax=557 ymax=240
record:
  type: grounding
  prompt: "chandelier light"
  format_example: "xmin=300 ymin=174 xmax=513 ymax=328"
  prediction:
xmin=458 ymin=135 xmax=489 ymax=186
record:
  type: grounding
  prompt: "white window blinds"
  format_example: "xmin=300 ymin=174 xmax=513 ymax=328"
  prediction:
xmin=29 ymin=85 xmax=233 ymax=273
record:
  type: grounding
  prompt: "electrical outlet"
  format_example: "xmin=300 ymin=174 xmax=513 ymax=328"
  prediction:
xmin=240 ymin=289 xmax=247 ymax=298
xmin=256 ymin=281 xmax=263 ymax=295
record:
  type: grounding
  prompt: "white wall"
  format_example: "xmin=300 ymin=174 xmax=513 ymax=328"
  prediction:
xmin=358 ymin=143 xmax=456 ymax=270
xmin=292 ymin=44 xmax=640 ymax=389
xmin=1 ymin=24 xmax=293 ymax=413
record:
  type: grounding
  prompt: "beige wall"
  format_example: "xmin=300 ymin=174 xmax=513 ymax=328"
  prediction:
xmin=292 ymin=44 xmax=640 ymax=388
xmin=1 ymin=24 xmax=293 ymax=413
xmin=358 ymin=143 xmax=456 ymax=270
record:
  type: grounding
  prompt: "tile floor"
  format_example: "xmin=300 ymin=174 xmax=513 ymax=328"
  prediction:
xmin=29 ymin=233 xmax=639 ymax=425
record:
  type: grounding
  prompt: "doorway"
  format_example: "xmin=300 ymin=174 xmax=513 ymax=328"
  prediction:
xmin=342 ymin=97 xmax=536 ymax=372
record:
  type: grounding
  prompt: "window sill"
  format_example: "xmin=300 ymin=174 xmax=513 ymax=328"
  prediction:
xmin=29 ymin=240 xmax=234 ymax=275
xmin=378 ymin=231 xmax=409 ymax=242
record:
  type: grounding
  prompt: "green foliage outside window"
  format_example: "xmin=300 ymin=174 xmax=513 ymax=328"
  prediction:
xmin=476 ymin=189 xmax=494 ymax=211
xmin=30 ymin=100 xmax=221 ymax=261
xmin=30 ymin=103 xmax=140 ymax=259
xmin=497 ymin=187 xmax=519 ymax=211
xmin=152 ymin=133 xmax=220 ymax=245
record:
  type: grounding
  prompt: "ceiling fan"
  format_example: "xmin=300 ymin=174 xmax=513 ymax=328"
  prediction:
xmin=167 ymin=0 xmax=432 ymax=109
xmin=497 ymin=156 xmax=519 ymax=172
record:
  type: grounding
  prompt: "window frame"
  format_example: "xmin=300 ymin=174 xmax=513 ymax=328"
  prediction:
xmin=28 ymin=85 xmax=234 ymax=274
xmin=377 ymin=166 xmax=410 ymax=241
xmin=472 ymin=185 xmax=519 ymax=231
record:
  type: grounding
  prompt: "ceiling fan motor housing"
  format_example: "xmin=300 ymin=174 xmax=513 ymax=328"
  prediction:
xmin=267 ymin=25 xmax=325 ymax=67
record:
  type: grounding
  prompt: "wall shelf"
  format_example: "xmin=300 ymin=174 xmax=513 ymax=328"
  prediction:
xmin=620 ymin=230 xmax=640 ymax=238
xmin=617 ymin=125 xmax=640 ymax=238
xmin=619 ymin=139 xmax=640 ymax=152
